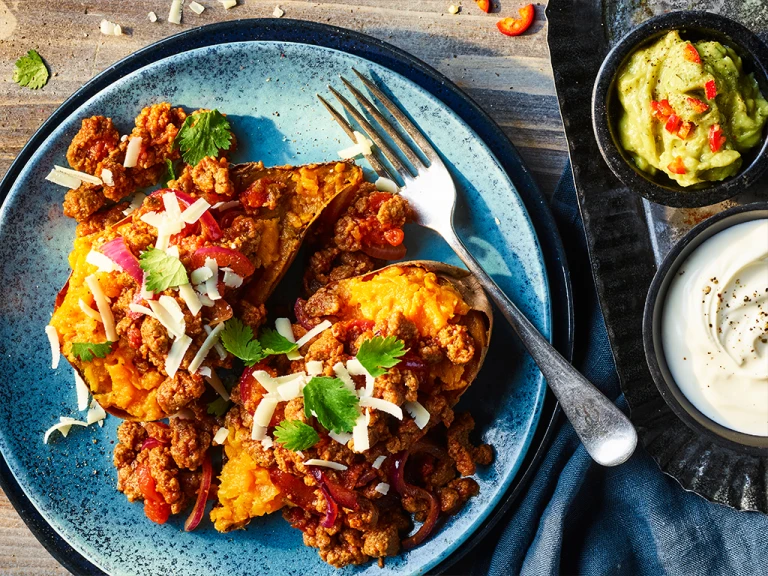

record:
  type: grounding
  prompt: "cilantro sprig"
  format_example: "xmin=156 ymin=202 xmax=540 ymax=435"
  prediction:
xmin=175 ymin=110 xmax=232 ymax=166
xmin=274 ymin=420 xmax=320 ymax=451
xmin=220 ymin=318 xmax=264 ymax=366
xmin=162 ymin=159 xmax=177 ymax=187
xmin=207 ymin=397 xmax=230 ymax=417
xmin=259 ymin=327 xmax=299 ymax=356
xmin=13 ymin=50 xmax=49 ymax=90
xmin=303 ymin=376 xmax=360 ymax=434
xmin=139 ymin=248 xmax=188 ymax=292
xmin=71 ymin=341 xmax=114 ymax=362
xmin=356 ymin=336 xmax=407 ymax=377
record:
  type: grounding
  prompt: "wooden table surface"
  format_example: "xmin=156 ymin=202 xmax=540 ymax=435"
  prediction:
xmin=0 ymin=1 xmax=566 ymax=573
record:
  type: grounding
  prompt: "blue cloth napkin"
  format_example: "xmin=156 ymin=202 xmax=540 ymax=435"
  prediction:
xmin=450 ymin=163 xmax=768 ymax=576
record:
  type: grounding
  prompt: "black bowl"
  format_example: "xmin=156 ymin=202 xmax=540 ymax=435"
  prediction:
xmin=592 ymin=11 xmax=768 ymax=209
xmin=643 ymin=202 xmax=768 ymax=454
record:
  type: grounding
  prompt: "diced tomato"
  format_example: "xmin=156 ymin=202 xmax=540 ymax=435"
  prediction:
xmin=383 ymin=228 xmax=405 ymax=246
xmin=137 ymin=464 xmax=171 ymax=524
xmin=709 ymin=124 xmax=727 ymax=152
xmin=705 ymin=80 xmax=717 ymax=100
xmin=475 ymin=0 xmax=491 ymax=12
xmin=269 ymin=468 xmax=318 ymax=510
xmin=687 ymin=97 xmax=709 ymax=114
xmin=668 ymin=156 xmax=687 ymax=175
xmin=651 ymin=99 xmax=674 ymax=121
xmin=684 ymin=44 xmax=701 ymax=64
xmin=87 ymin=139 xmax=116 ymax=164
xmin=497 ymin=4 xmax=535 ymax=37
xmin=677 ymin=121 xmax=694 ymax=140
xmin=665 ymin=114 xmax=682 ymax=134
xmin=366 ymin=192 xmax=394 ymax=215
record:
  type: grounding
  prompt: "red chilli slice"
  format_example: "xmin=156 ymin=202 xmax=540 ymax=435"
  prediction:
xmin=684 ymin=44 xmax=701 ymax=63
xmin=665 ymin=114 xmax=682 ymax=134
xmin=705 ymin=80 xmax=718 ymax=100
xmin=191 ymin=246 xmax=256 ymax=278
xmin=497 ymin=4 xmax=535 ymax=37
xmin=687 ymin=97 xmax=709 ymax=114
xmin=709 ymin=124 xmax=727 ymax=153
xmin=668 ymin=156 xmax=687 ymax=175
xmin=184 ymin=450 xmax=213 ymax=531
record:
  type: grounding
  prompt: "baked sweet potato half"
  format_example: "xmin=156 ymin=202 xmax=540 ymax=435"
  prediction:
xmin=49 ymin=161 xmax=363 ymax=421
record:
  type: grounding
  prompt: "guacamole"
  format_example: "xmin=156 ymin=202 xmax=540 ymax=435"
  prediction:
xmin=616 ymin=30 xmax=768 ymax=187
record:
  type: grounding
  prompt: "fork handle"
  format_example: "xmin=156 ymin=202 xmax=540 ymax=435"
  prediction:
xmin=445 ymin=232 xmax=637 ymax=467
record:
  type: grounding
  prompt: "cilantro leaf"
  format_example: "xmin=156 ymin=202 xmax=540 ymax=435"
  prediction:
xmin=356 ymin=336 xmax=407 ymax=377
xmin=139 ymin=247 xmax=189 ymax=292
xmin=175 ymin=110 xmax=232 ymax=166
xmin=71 ymin=341 xmax=114 ymax=363
xmin=274 ymin=420 xmax=320 ymax=451
xmin=162 ymin=159 xmax=176 ymax=187
xmin=13 ymin=50 xmax=49 ymax=90
xmin=303 ymin=376 xmax=360 ymax=434
xmin=207 ymin=397 xmax=230 ymax=417
xmin=220 ymin=318 xmax=265 ymax=366
xmin=259 ymin=327 xmax=299 ymax=356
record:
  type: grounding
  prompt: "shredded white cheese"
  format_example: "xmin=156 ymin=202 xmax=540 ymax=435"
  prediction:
xmin=204 ymin=258 xmax=222 ymax=301
xmin=253 ymin=370 xmax=280 ymax=395
xmin=86 ymin=399 xmax=107 ymax=425
xmin=54 ymin=165 xmax=102 ymax=186
xmin=196 ymin=288 xmax=215 ymax=308
xmin=372 ymin=455 xmax=386 ymax=469
xmin=276 ymin=374 xmax=305 ymax=401
xmin=338 ymin=132 xmax=374 ymax=159
xmin=85 ymin=275 xmax=117 ymax=341
xmin=404 ymin=401 xmax=430 ymax=429
xmin=123 ymin=136 xmax=142 ymax=168
xmin=295 ymin=320 xmax=332 ymax=348
xmin=251 ymin=423 xmax=267 ymax=441
xmin=178 ymin=283 xmax=202 ymax=316
xmin=374 ymin=482 xmax=390 ymax=495
xmin=43 ymin=417 xmax=88 ymax=444
xmin=205 ymin=324 xmax=227 ymax=359
xmin=189 ymin=1 xmax=205 ymax=14
xmin=329 ymin=430 xmax=352 ymax=445
xmin=86 ymin=250 xmax=119 ymax=273
xmin=346 ymin=358 xmax=375 ymax=397
xmin=374 ymin=177 xmax=398 ymax=193
xmin=273 ymin=5 xmax=284 ymax=17
xmin=162 ymin=191 xmax=182 ymax=222
xmin=204 ymin=368 xmax=230 ymax=401
xmin=75 ymin=371 xmax=89 ymax=411
xmin=213 ymin=427 xmax=229 ymax=445
xmin=169 ymin=0 xmax=184 ymax=24
xmin=219 ymin=0 xmax=237 ymax=8
xmin=221 ymin=267 xmax=243 ymax=289
xmin=45 ymin=169 xmax=81 ymax=189
xmin=128 ymin=303 xmax=156 ymax=319
xmin=333 ymin=362 xmax=356 ymax=392
xmin=275 ymin=318 xmax=302 ymax=360
xmin=159 ymin=295 xmax=185 ymax=325
xmin=140 ymin=275 xmax=154 ymax=301
xmin=261 ymin=436 xmax=274 ymax=450
xmin=306 ymin=360 xmax=324 ymax=376
xmin=359 ymin=396 xmax=403 ymax=420
xmin=149 ymin=299 xmax=185 ymax=339
xmin=101 ymin=168 xmax=115 ymax=187
xmin=254 ymin=397 xmax=278 ymax=428
xmin=188 ymin=323 xmax=225 ymax=373
xmin=303 ymin=459 xmax=348 ymax=471
xmin=148 ymin=11 xmax=158 ymax=22
xmin=212 ymin=200 xmax=240 ymax=210
xmin=352 ymin=410 xmax=370 ymax=452
xmin=191 ymin=266 xmax=214 ymax=285
xmin=140 ymin=211 xmax=166 ymax=229
xmin=448 ymin=5 xmax=460 ymax=14
xmin=181 ymin=198 xmax=211 ymax=224
xmin=45 ymin=326 xmax=60 ymax=369
xmin=166 ymin=334 xmax=192 ymax=378
xmin=78 ymin=299 xmax=104 ymax=321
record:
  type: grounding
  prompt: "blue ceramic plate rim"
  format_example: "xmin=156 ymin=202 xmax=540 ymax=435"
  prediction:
xmin=0 ymin=19 xmax=573 ymax=575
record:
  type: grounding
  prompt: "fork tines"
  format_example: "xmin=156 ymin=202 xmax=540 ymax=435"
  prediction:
xmin=318 ymin=69 xmax=440 ymax=184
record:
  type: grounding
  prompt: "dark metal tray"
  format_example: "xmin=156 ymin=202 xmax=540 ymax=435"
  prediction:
xmin=546 ymin=0 xmax=768 ymax=512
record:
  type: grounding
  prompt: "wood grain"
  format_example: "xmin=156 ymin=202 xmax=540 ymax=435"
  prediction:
xmin=0 ymin=1 xmax=565 ymax=573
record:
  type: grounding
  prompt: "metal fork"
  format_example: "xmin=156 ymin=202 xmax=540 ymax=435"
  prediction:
xmin=319 ymin=70 xmax=637 ymax=467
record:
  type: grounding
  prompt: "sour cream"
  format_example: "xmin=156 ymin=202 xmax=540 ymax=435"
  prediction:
xmin=662 ymin=219 xmax=768 ymax=436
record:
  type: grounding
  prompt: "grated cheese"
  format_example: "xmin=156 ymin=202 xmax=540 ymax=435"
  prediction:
xmin=123 ymin=136 xmax=142 ymax=168
xmin=359 ymin=396 xmax=403 ymax=420
xmin=140 ymin=275 xmax=154 ymax=301
xmin=372 ymin=455 xmax=386 ymax=469
xmin=295 ymin=320 xmax=332 ymax=348
xmin=181 ymin=197 xmax=211 ymax=224
xmin=213 ymin=427 xmax=229 ymax=445
xmin=178 ymin=282 xmax=202 ymax=316
xmin=346 ymin=358 xmax=375 ymax=397
xmin=163 ymin=191 xmax=183 ymax=223
xmin=219 ymin=0 xmax=237 ymax=8
xmin=45 ymin=326 xmax=60 ymax=369
xmin=205 ymin=324 xmax=227 ymax=359
xmin=276 ymin=374 xmax=305 ymax=401
xmin=128 ymin=303 xmax=157 ymax=319
xmin=404 ymin=401 xmax=430 ymax=429
xmin=159 ymin=295 xmax=185 ymax=326
xmin=338 ymin=132 xmax=374 ymax=159
xmin=261 ymin=436 xmax=274 ymax=450
xmin=253 ymin=370 xmax=280 ymax=395
xmin=87 ymin=249 xmax=119 ymax=273
xmin=43 ymin=417 xmax=88 ymax=444
xmin=329 ymin=430 xmax=352 ymax=445
xmin=148 ymin=300 xmax=185 ymax=339
xmin=306 ymin=360 xmax=324 ymax=376
xmin=212 ymin=200 xmax=240 ymax=210
xmin=101 ymin=168 xmax=115 ymax=187
xmin=204 ymin=258 xmax=222 ymax=300
xmin=374 ymin=177 xmax=398 ymax=193
xmin=352 ymin=410 xmax=370 ymax=452
xmin=189 ymin=1 xmax=205 ymax=14
xmin=166 ymin=335 xmax=192 ymax=378
xmin=148 ymin=11 xmax=158 ymax=22
xmin=140 ymin=211 xmax=166 ymax=229
xmin=254 ymin=397 xmax=278 ymax=428
xmin=191 ymin=266 xmax=213 ymax=284
xmin=75 ymin=371 xmax=89 ymax=411
xmin=86 ymin=399 xmax=107 ymax=425
xmin=204 ymin=368 xmax=230 ymax=401
xmin=275 ymin=317 xmax=302 ymax=360
xmin=196 ymin=287 xmax=215 ymax=308
xmin=331 ymin=362 xmax=356 ymax=392
xmin=303 ymin=459 xmax=348 ymax=471
xmin=85 ymin=275 xmax=117 ymax=341
xmin=45 ymin=169 xmax=81 ymax=189
xmin=448 ymin=5 xmax=460 ymax=14
xmin=251 ymin=423 xmax=267 ymax=441
xmin=188 ymin=323 xmax=225 ymax=373
xmin=198 ymin=366 xmax=211 ymax=377
xmin=273 ymin=5 xmax=284 ymax=17
xmin=54 ymin=165 xmax=102 ymax=186
xmin=169 ymin=0 xmax=184 ymax=24
xmin=221 ymin=267 xmax=243 ymax=288
xmin=374 ymin=482 xmax=390 ymax=495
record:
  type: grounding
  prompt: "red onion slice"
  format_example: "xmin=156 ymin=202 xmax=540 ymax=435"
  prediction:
xmin=191 ymin=246 xmax=255 ymax=278
xmin=317 ymin=483 xmax=338 ymax=528
xmin=310 ymin=468 xmax=359 ymax=510
xmin=100 ymin=237 xmax=143 ymax=284
xmin=140 ymin=437 xmax=168 ymax=451
xmin=361 ymin=240 xmax=407 ymax=261
xmin=390 ymin=450 xmax=441 ymax=549
xmin=184 ymin=450 xmax=213 ymax=531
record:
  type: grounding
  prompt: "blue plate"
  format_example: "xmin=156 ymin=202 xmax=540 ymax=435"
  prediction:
xmin=0 ymin=20 xmax=572 ymax=576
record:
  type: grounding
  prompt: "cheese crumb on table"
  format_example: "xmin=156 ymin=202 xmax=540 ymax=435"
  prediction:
xmin=273 ymin=5 xmax=284 ymax=17
xmin=189 ymin=1 xmax=205 ymax=14
xmin=448 ymin=5 xmax=460 ymax=14
xmin=148 ymin=11 xmax=158 ymax=22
